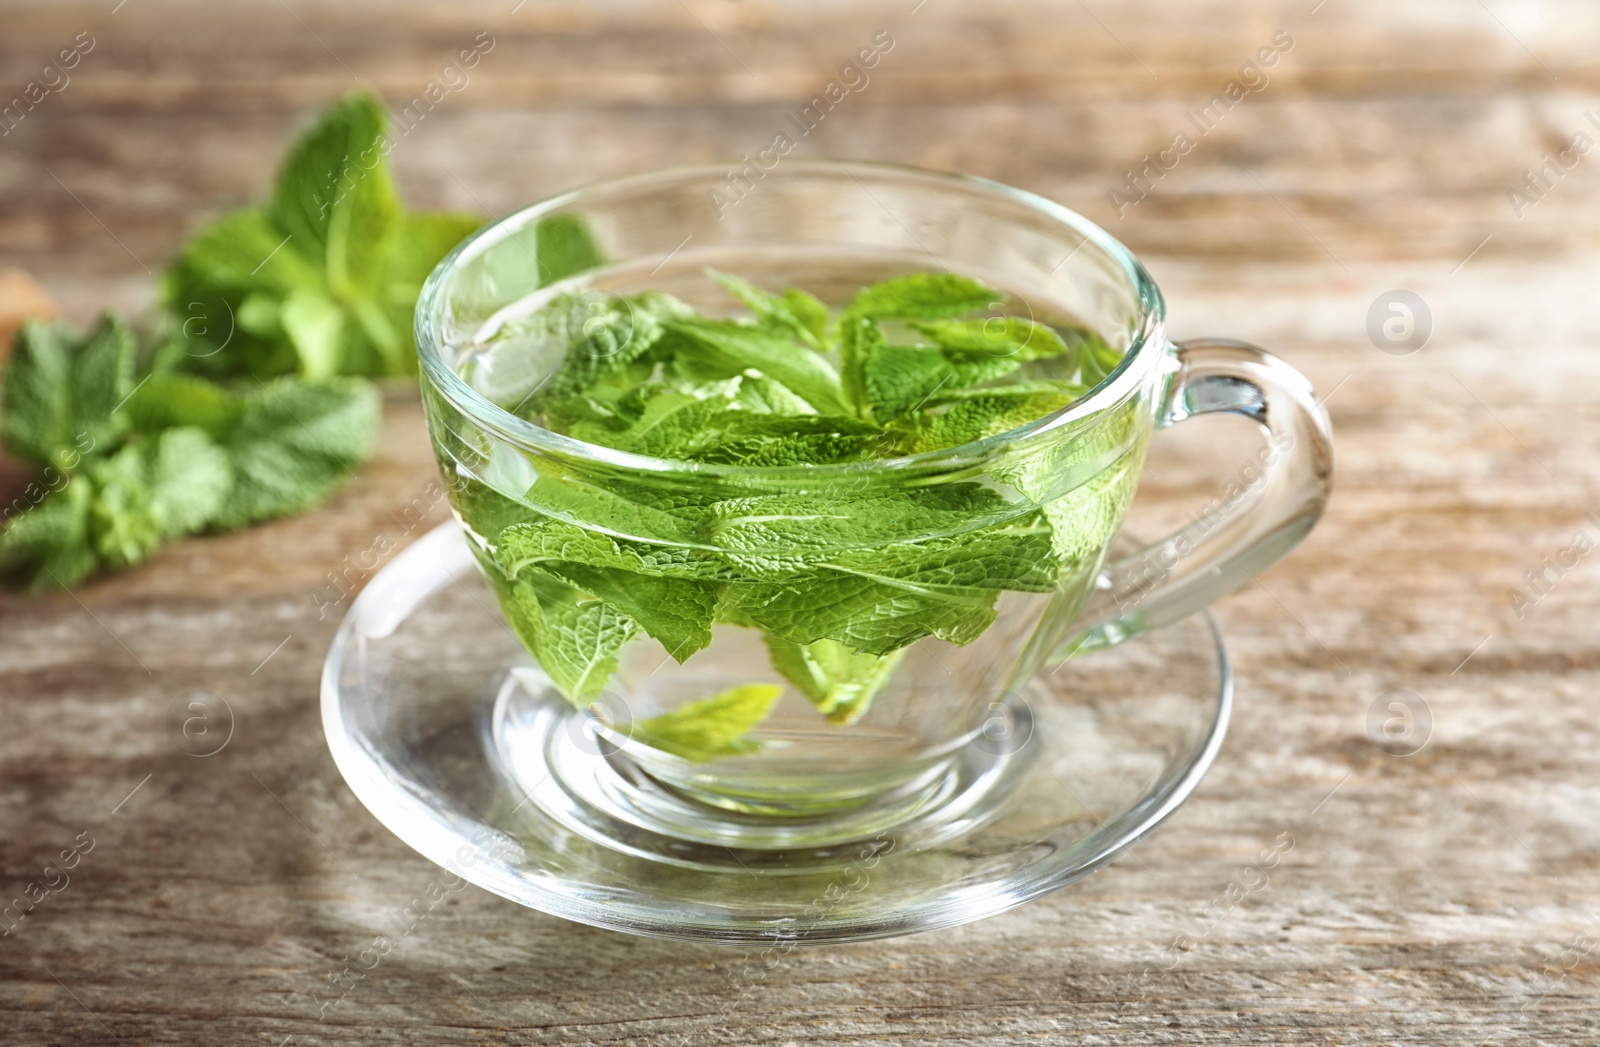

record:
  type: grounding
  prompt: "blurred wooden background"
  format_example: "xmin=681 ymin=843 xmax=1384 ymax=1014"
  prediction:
xmin=3 ymin=1 xmax=1599 ymax=1043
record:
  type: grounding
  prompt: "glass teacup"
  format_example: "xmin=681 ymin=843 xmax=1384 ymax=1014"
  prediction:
xmin=416 ymin=161 xmax=1331 ymax=850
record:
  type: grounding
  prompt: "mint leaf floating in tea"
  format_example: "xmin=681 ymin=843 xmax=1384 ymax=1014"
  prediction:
xmin=659 ymin=317 xmax=849 ymax=415
xmin=763 ymin=636 xmax=904 ymax=725
xmin=908 ymin=315 xmax=1072 ymax=362
xmin=459 ymin=267 xmax=1138 ymax=754
xmin=843 ymin=272 xmax=1003 ymax=320
xmin=497 ymin=571 xmax=640 ymax=702
xmin=629 ymin=684 xmax=784 ymax=762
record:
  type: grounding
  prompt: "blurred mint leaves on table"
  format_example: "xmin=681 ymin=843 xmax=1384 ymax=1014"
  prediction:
xmin=0 ymin=91 xmax=483 ymax=590
xmin=167 ymin=92 xmax=481 ymax=379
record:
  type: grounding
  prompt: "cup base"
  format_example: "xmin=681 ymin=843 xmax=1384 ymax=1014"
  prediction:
xmin=322 ymin=522 xmax=1232 ymax=944
xmin=491 ymin=669 xmax=1035 ymax=863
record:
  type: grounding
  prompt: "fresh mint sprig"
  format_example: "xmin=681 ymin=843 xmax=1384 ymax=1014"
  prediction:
xmin=0 ymin=91 xmax=485 ymax=590
xmin=0 ymin=317 xmax=380 ymax=589
xmin=165 ymin=92 xmax=482 ymax=379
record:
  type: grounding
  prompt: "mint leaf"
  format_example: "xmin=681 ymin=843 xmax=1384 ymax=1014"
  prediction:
xmin=85 ymin=427 xmax=233 ymax=568
xmin=497 ymin=516 xmax=726 ymax=581
xmin=497 ymin=569 xmax=638 ymax=703
xmin=0 ymin=475 xmax=97 ymax=590
xmin=469 ymin=292 xmax=634 ymax=411
xmin=86 ymin=444 xmax=163 ymax=569
xmin=685 ymin=414 xmax=893 ymax=466
xmin=543 ymin=563 xmax=721 ymax=661
xmin=725 ymin=567 xmax=999 ymax=656
xmin=279 ymin=287 xmax=347 ymax=381
xmin=165 ymin=92 xmax=481 ymax=379
xmin=781 ymin=288 xmax=830 ymax=346
xmin=518 ymin=474 xmax=708 ymax=548
xmin=710 ymin=269 xmax=825 ymax=351
xmin=270 ymin=92 xmax=402 ymax=298
xmin=704 ymin=486 xmax=1024 ymax=563
xmin=1078 ymin=332 xmax=1124 ymax=387
xmin=214 ymin=377 xmax=379 ymax=529
xmin=2 ymin=317 xmax=133 ymax=467
xmin=534 ymin=214 xmax=604 ymax=286
xmin=629 ymin=684 xmax=782 ymax=762
xmin=763 ymin=636 xmax=902 ymax=724
xmin=385 ymin=211 xmax=484 ymax=290
xmin=147 ymin=427 xmax=233 ymax=537
xmin=378 ymin=211 xmax=484 ymax=371
xmin=908 ymin=316 xmax=1070 ymax=363
xmin=904 ymin=386 xmax=1081 ymax=452
xmin=170 ymin=209 xmax=324 ymax=295
xmin=836 ymin=313 xmax=878 ymax=417
xmin=495 ymin=517 xmax=724 ymax=659
xmin=711 ymin=492 xmax=1059 ymax=653
xmin=534 ymin=301 xmax=666 ymax=407
xmin=123 ymin=373 xmax=244 ymax=440
xmin=662 ymin=318 xmax=848 ymax=415
xmin=860 ymin=343 xmax=1019 ymax=421
xmin=919 ymin=379 xmax=1087 ymax=409
xmin=845 ymin=273 xmax=1002 ymax=320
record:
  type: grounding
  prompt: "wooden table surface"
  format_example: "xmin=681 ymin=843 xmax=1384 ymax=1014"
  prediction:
xmin=4 ymin=1 xmax=1599 ymax=1043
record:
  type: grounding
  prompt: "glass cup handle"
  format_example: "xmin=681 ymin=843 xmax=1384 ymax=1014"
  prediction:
xmin=1062 ymin=337 xmax=1335 ymax=655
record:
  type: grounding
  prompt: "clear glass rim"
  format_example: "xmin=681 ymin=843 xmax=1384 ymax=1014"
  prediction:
xmin=416 ymin=159 xmax=1168 ymax=478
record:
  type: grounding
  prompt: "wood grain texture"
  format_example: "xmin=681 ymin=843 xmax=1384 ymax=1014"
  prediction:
xmin=2 ymin=1 xmax=1598 ymax=1043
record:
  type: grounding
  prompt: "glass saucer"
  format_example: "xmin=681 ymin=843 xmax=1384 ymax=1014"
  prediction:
xmin=321 ymin=522 xmax=1232 ymax=945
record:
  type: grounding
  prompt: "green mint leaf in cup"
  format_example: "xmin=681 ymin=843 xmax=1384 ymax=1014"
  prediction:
xmin=859 ymin=342 xmax=1021 ymax=421
xmin=708 ymin=268 xmax=828 ymax=352
xmin=762 ymin=636 xmax=904 ymax=725
xmin=908 ymin=315 xmax=1072 ymax=363
xmin=781 ymin=288 xmax=831 ymax=346
xmin=844 ymin=272 xmax=1003 ymax=320
xmin=659 ymin=318 xmax=848 ymax=415
xmin=628 ymin=684 xmax=784 ymax=762
xmin=1077 ymin=330 xmax=1127 ymax=387
xmin=497 ymin=570 xmax=640 ymax=702
xmin=532 ymin=214 xmax=606 ymax=286
xmin=451 ymin=267 xmax=1133 ymax=758
xmin=534 ymin=565 xmax=722 ymax=662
